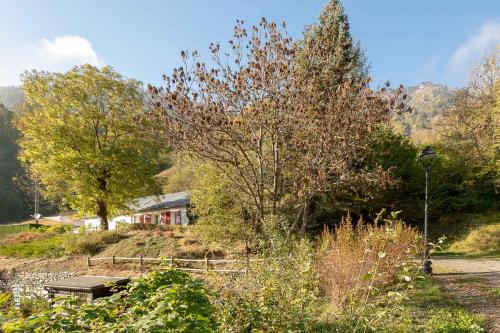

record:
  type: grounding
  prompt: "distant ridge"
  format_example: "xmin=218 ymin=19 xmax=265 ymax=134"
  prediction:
xmin=0 ymin=86 xmax=24 ymax=111
xmin=392 ymin=82 xmax=455 ymax=143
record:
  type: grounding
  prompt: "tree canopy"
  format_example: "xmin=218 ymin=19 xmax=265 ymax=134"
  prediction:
xmin=150 ymin=13 xmax=407 ymax=237
xmin=16 ymin=65 xmax=162 ymax=229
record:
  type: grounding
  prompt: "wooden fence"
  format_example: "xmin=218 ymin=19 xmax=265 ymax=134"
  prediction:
xmin=87 ymin=256 xmax=260 ymax=274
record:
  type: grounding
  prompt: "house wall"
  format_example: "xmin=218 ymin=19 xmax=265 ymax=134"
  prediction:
xmin=83 ymin=218 xmax=102 ymax=231
xmin=133 ymin=207 xmax=189 ymax=226
xmin=110 ymin=215 xmax=133 ymax=230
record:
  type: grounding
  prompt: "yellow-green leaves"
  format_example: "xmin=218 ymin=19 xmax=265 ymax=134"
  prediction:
xmin=16 ymin=65 xmax=163 ymax=228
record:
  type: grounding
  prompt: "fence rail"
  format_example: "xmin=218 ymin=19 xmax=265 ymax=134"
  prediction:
xmin=87 ymin=256 xmax=262 ymax=274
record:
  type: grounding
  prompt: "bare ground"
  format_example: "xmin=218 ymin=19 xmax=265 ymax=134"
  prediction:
xmin=432 ymin=257 xmax=500 ymax=333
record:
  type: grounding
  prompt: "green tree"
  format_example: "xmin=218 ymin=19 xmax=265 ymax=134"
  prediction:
xmin=190 ymin=161 xmax=256 ymax=252
xmin=298 ymin=0 xmax=368 ymax=92
xmin=16 ymin=65 xmax=162 ymax=230
xmin=0 ymin=104 xmax=29 ymax=223
xmin=437 ymin=49 xmax=499 ymax=194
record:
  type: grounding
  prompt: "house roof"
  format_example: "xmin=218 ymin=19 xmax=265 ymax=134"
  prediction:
xmin=129 ymin=191 xmax=190 ymax=213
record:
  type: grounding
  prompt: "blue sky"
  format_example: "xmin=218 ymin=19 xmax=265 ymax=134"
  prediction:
xmin=1 ymin=0 xmax=499 ymax=88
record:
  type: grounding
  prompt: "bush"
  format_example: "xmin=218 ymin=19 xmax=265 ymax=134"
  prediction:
xmin=45 ymin=224 xmax=72 ymax=234
xmin=212 ymin=220 xmax=323 ymax=332
xmin=65 ymin=231 xmax=126 ymax=255
xmin=316 ymin=210 xmax=421 ymax=309
xmin=120 ymin=222 xmax=183 ymax=233
xmin=18 ymin=296 xmax=50 ymax=318
xmin=2 ymin=270 xmax=217 ymax=333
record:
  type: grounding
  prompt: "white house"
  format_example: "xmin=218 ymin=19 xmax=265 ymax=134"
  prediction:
xmin=127 ymin=191 xmax=190 ymax=227
xmin=74 ymin=192 xmax=191 ymax=232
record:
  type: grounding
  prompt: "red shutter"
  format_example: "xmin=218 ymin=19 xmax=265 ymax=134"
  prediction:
xmin=161 ymin=212 xmax=171 ymax=225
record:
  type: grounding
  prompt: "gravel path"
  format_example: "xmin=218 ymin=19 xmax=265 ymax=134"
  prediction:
xmin=432 ymin=257 xmax=500 ymax=332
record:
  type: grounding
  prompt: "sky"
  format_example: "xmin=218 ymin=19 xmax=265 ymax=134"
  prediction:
xmin=1 ymin=0 xmax=499 ymax=89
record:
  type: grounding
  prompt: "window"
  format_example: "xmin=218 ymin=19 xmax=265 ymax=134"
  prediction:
xmin=175 ymin=211 xmax=181 ymax=225
xmin=140 ymin=214 xmax=152 ymax=224
xmin=161 ymin=212 xmax=171 ymax=225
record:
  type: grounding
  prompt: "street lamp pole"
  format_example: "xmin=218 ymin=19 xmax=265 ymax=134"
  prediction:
xmin=32 ymin=179 xmax=41 ymax=224
xmin=419 ymin=146 xmax=435 ymax=275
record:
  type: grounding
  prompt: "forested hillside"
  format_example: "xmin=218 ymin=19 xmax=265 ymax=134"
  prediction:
xmin=392 ymin=82 xmax=454 ymax=143
xmin=0 ymin=86 xmax=24 ymax=111
xmin=0 ymin=103 xmax=29 ymax=222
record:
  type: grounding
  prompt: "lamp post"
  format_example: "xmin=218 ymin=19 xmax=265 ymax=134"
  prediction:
xmin=32 ymin=179 xmax=41 ymax=224
xmin=419 ymin=146 xmax=436 ymax=275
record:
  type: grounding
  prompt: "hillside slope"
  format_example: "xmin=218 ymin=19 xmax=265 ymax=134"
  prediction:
xmin=392 ymin=82 xmax=455 ymax=143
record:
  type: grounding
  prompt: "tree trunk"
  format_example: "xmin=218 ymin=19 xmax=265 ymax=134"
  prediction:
xmin=96 ymin=174 xmax=109 ymax=231
xmin=300 ymin=196 xmax=316 ymax=237
xmin=97 ymin=200 xmax=109 ymax=231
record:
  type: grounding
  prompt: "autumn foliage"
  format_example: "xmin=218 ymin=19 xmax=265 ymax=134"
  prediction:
xmin=150 ymin=17 xmax=409 ymax=235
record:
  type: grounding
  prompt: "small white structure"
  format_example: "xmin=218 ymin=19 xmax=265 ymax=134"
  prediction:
xmin=74 ymin=192 xmax=190 ymax=232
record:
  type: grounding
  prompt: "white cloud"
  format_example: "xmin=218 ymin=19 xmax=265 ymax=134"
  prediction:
xmin=449 ymin=21 xmax=500 ymax=73
xmin=0 ymin=35 xmax=101 ymax=86
xmin=38 ymin=35 xmax=101 ymax=66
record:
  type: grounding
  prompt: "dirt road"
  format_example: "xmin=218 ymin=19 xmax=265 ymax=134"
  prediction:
xmin=433 ymin=257 xmax=500 ymax=332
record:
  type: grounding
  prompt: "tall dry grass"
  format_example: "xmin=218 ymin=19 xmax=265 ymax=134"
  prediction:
xmin=316 ymin=211 xmax=421 ymax=309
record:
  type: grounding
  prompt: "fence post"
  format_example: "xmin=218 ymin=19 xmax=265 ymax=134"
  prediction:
xmin=139 ymin=255 xmax=143 ymax=265
xmin=87 ymin=257 xmax=91 ymax=268
xmin=112 ymin=255 xmax=115 ymax=265
xmin=170 ymin=256 xmax=174 ymax=268
xmin=205 ymin=257 xmax=209 ymax=272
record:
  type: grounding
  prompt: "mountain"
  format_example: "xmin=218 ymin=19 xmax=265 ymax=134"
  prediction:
xmin=392 ymin=82 xmax=455 ymax=143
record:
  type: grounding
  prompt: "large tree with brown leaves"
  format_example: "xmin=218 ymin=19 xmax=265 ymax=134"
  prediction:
xmin=151 ymin=13 xmax=407 ymax=234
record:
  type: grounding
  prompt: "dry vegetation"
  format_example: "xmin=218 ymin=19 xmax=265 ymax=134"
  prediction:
xmin=316 ymin=212 xmax=421 ymax=308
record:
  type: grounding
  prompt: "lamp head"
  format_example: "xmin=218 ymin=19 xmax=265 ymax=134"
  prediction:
xmin=419 ymin=146 xmax=436 ymax=169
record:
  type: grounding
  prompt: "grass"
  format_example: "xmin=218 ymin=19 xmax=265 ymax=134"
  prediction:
xmin=99 ymin=228 xmax=214 ymax=258
xmin=0 ymin=233 xmax=69 ymax=258
xmin=431 ymin=211 xmax=500 ymax=256
xmin=403 ymin=278 xmax=486 ymax=332
xmin=0 ymin=223 xmax=216 ymax=259
xmin=447 ymin=223 xmax=500 ymax=256
xmin=486 ymin=287 xmax=500 ymax=298
xmin=0 ymin=224 xmax=46 ymax=238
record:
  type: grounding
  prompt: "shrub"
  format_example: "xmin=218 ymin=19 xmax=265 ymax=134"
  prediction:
xmin=65 ymin=231 xmax=126 ymax=255
xmin=0 ymin=292 xmax=13 ymax=312
xmin=212 ymin=220 xmax=323 ymax=332
xmin=316 ymin=210 xmax=421 ymax=309
xmin=18 ymin=296 xmax=50 ymax=318
xmin=120 ymin=222 xmax=182 ymax=233
xmin=2 ymin=270 xmax=217 ymax=333
xmin=45 ymin=224 xmax=72 ymax=234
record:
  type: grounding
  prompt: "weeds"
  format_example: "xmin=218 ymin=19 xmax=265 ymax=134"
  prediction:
xmin=424 ymin=308 xmax=485 ymax=333
xmin=316 ymin=210 xmax=421 ymax=309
